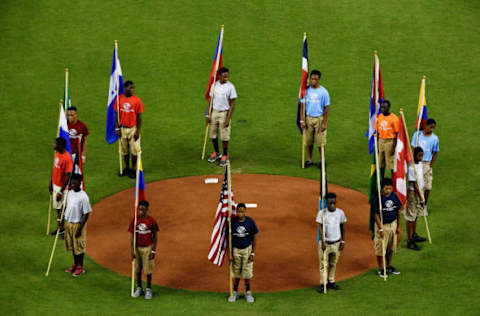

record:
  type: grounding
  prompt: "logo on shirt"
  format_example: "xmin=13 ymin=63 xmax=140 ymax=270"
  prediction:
xmin=384 ymin=199 xmax=396 ymax=212
xmin=136 ymin=223 xmax=151 ymax=234
xmin=234 ymin=225 xmax=249 ymax=238
xmin=121 ymin=102 xmax=134 ymax=112
xmin=420 ymin=140 xmax=427 ymax=147
xmin=380 ymin=120 xmax=391 ymax=131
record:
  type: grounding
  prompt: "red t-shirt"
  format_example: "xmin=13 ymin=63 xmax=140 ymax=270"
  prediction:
xmin=52 ymin=151 xmax=73 ymax=187
xmin=115 ymin=94 xmax=144 ymax=128
xmin=128 ymin=216 xmax=159 ymax=247
xmin=68 ymin=120 xmax=89 ymax=155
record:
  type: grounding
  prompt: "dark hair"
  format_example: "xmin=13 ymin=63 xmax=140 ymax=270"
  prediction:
xmin=310 ymin=69 xmax=321 ymax=78
xmin=139 ymin=200 xmax=149 ymax=208
xmin=55 ymin=137 xmax=66 ymax=149
xmin=124 ymin=80 xmax=134 ymax=88
xmin=218 ymin=67 xmax=229 ymax=75
xmin=413 ymin=147 xmax=424 ymax=159
xmin=381 ymin=178 xmax=393 ymax=188
xmin=236 ymin=202 xmax=246 ymax=210
xmin=67 ymin=106 xmax=77 ymax=112
xmin=326 ymin=192 xmax=336 ymax=199
xmin=426 ymin=118 xmax=436 ymax=126
xmin=381 ymin=100 xmax=391 ymax=107
xmin=71 ymin=173 xmax=83 ymax=181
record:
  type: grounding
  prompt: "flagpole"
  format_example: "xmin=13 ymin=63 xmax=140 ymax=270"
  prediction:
xmin=115 ymin=40 xmax=124 ymax=176
xmin=374 ymin=134 xmax=387 ymax=281
xmin=302 ymin=101 xmax=306 ymax=168
xmin=321 ymin=145 xmax=327 ymax=293
xmin=415 ymin=76 xmax=426 ymax=147
xmin=64 ymin=68 xmax=69 ymax=110
xmin=202 ymin=25 xmax=224 ymax=160
xmin=400 ymin=110 xmax=432 ymax=244
xmin=226 ymin=160 xmax=233 ymax=298
xmin=131 ymin=153 xmax=141 ymax=296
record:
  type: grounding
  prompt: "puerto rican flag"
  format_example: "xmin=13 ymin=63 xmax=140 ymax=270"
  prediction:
xmin=367 ymin=53 xmax=385 ymax=154
xmin=205 ymin=26 xmax=224 ymax=103
xmin=393 ymin=114 xmax=412 ymax=205
xmin=415 ymin=76 xmax=428 ymax=134
xmin=208 ymin=167 xmax=236 ymax=266
xmin=296 ymin=33 xmax=308 ymax=133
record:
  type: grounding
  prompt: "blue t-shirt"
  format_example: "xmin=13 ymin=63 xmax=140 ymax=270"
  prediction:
xmin=373 ymin=192 xmax=402 ymax=224
xmin=303 ymin=86 xmax=330 ymax=117
xmin=411 ymin=131 xmax=439 ymax=162
xmin=230 ymin=216 xmax=258 ymax=249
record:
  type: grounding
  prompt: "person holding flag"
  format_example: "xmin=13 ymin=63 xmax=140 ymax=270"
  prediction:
xmin=67 ymin=106 xmax=89 ymax=166
xmin=374 ymin=100 xmax=399 ymax=179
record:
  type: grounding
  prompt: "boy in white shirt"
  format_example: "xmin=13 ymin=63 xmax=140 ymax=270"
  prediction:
xmin=316 ymin=192 xmax=346 ymax=293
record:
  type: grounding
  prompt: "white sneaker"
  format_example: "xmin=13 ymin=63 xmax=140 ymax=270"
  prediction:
xmin=145 ymin=288 xmax=153 ymax=300
xmin=132 ymin=287 xmax=143 ymax=298
xmin=245 ymin=291 xmax=255 ymax=303
xmin=227 ymin=291 xmax=238 ymax=302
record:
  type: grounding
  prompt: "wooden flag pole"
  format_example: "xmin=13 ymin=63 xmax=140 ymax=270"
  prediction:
xmin=131 ymin=153 xmax=141 ymax=296
xmin=64 ymin=68 xmax=69 ymax=109
xmin=415 ymin=76 xmax=426 ymax=147
xmin=202 ymin=25 xmax=224 ymax=160
xmin=301 ymin=101 xmax=306 ymax=168
xmin=321 ymin=145 xmax=327 ymax=293
xmin=45 ymin=190 xmax=70 ymax=276
xmin=374 ymin=134 xmax=387 ymax=281
xmin=227 ymin=160 xmax=234 ymax=298
xmin=115 ymin=40 xmax=124 ymax=176
xmin=400 ymin=110 xmax=432 ymax=244
xmin=46 ymin=195 xmax=52 ymax=235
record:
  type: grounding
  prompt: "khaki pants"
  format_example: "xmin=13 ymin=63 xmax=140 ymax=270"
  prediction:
xmin=120 ymin=126 xmax=142 ymax=155
xmin=209 ymin=110 xmax=231 ymax=141
xmin=232 ymin=245 xmax=253 ymax=279
xmin=422 ymin=162 xmax=433 ymax=190
xmin=65 ymin=222 xmax=87 ymax=255
xmin=379 ymin=138 xmax=395 ymax=170
xmin=404 ymin=192 xmax=424 ymax=221
xmin=134 ymin=245 xmax=155 ymax=275
xmin=305 ymin=115 xmax=327 ymax=146
xmin=318 ymin=241 xmax=341 ymax=283
xmin=374 ymin=221 xmax=397 ymax=256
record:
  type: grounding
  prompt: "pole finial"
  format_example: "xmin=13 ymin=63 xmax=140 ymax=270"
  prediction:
xmin=60 ymin=99 xmax=64 ymax=103
xmin=65 ymin=68 xmax=68 ymax=72
xmin=423 ymin=75 xmax=426 ymax=79
xmin=304 ymin=32 xmax=306 ymax=36
xmin=221 ymin=24 xmax=224 ymax=28
xmin=400 ymin=107 xmax=404 ymax=112
xmin=374 ymin=50 xmax=378 ymax=55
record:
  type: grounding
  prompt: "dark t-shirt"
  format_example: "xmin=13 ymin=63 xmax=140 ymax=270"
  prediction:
xmin=128 ymin=216 xmax=159 ymax=247
xmin=229 ymin=216 xmax=259 ymax=249
xmin=68 ymin=120 xmax=89 ymax=154
xmin=373 ymin=192 xmax=402 ymax=224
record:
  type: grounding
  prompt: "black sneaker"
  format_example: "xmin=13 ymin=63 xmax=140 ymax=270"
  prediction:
xmin=120 ymin=168 xmax=130 ymax=177
xmin=377 ymin=269 xmax=388 ymax=278
xmin=50 ymin=229 xmax=58 ymax=236
xmin=305 ymin=160 xmax=314 ymax=168
xmin=407 ymin=239 xmax=421 ymax=251
xmin=129 ymin=169 xmax=136 ymax=179
xmin=317 ymin=284 xmax=326 ymax=294
xmin=388 ymin=266 xmax=400 ymax=275
xmin=413 ymin=233 xmax=427 ymax=243
xmin=327 ymin=282 xmax=340 ymax=290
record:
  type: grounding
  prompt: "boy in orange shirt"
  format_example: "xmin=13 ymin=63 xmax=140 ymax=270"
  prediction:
xmin=374 ymin=100 xmax=399 ymax=179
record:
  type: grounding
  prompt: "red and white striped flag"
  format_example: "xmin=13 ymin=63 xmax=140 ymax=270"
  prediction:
xmin=393 ymin=114 xmax=412 ymax=205
xmin=208 ymin=167 xmax=236 ymax=266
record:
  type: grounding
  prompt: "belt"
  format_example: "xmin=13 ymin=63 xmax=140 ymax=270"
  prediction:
xmin=121 ymin=125 xmax=135 ymax=128
xmin=325 ymin=239 xmax=340 ymax=245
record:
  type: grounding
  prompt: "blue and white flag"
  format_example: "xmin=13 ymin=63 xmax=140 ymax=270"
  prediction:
xmin=105 ymin=43 xmax=124 ymax=144
xmin=366 ymin=53 xmax=384 ymax=154
xmin=58 ymin=104 xmax=72 ymax=154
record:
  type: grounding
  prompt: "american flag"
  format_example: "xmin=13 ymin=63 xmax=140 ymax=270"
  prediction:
xmin=296 ymin=33 xmax=308 ymax=133
xmin=367 ymin=52 xmax=385 ymax=154
xmin=208 ymin=167 xmax=236 ymax=266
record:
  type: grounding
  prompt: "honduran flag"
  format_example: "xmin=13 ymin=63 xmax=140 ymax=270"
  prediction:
xmin=205 ymin=26 xmax=224 ymax=103
xmin=105 ymin=42 xmax=124 ymax=144
xmin=296 ymin=33 xmax=308 ymax=134
xmin=58 ymin=103 xmax=72 ymax=155
xmin=415 ymin=76 xmax=428 ymax=133
xmin=393 ymin=113 xmax=412 ymax=205
xmin=367 ymin=52 xmax=385 ymax=155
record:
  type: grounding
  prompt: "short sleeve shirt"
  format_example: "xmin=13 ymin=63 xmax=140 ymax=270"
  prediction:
xmin=52 ymin=151 xmax=73 ymax=187
xmin=230 ymin=216 xmax=258 ymax=249
xmin=375 ymin=113 xmax=399 ymax=139
xmin=68 ymin=120 xmax=89 ymax=155
xmin=408 ymin=163 xmax=424 ymax=191
xmin=210 ymin=81 xmax=237 ymax=111
xmin=115 ymin=94 xmax=144 ymax=127
xmin=64 ymin=190 xmax=92 ymax=223
xmin=303 ymin=86 xmax=330 ymax=117
xmin=128 ymin=216 xmax=159 ymax=247
xmin=373 ymin=192 xmax=402 ymax=224
xmin=316 ymin=208 xmax=346 ymax=242
xmin=411 ymin=131 xmax=439 ymax=162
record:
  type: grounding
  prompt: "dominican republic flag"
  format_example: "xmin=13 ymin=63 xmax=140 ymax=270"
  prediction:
xmin=58 ymin=103 xmax=72 ymax=155
xmin=105 ymin=42 xmax=124 ymax=144
xmin=296 ymin=33 xmax=308 ymax=134
xmin=415 ymin=76 xmax=428 ymax=133
xmin=208 ymin=166 xmax=236 ymax=266
xmin=367 ymin=53 xmax=385 ymax=154
xmin=205 ymin=26 xmax=224 ymax=104
xmin=393 ymin=113 xmax=412 ymax=205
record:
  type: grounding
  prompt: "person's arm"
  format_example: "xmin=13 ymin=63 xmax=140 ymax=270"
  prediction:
xmin=75 ymin=213 xmax=89 ymax=238
xmin=134 ymin=114 xmax=141 ymax=140
xmin=339 ymin=223 xmax=345 ymax=250
xmin=57 ymin=172 xmax=71 ymax=201
xmin=224 ymin=99 xmax=236 ymax=127
xmin=130 ymin=234 xmax=136 ymax=261
xmin=413 ymin=180 xmax=424 ymax=205
xmin=391 ymin=132 xmax=398 ymax=155
xmin=396 ymin=206 xmax=402 ymax=236
xmin=81 ymin=136 xmax=87 ymax=163
xmin=300 ymin=100 xmax=306 ymax=129
xmin=321 ymin=106 xmax=329 ymax=132
xmin=318 ymin=222 xmax=326 ymax=250
xmin=249 ymin=234 xmax=256 ymax=262
xmin=115 ymin=105 xmax=121 ymax=136
xmin=375 ymin=213 xmax=384 ymax=238
xmin=149 ymin=230 xmax=158 ymax=260
xmin=431 ymin=152 xmax=438 ymax=167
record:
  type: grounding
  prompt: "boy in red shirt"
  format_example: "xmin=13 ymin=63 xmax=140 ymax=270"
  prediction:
xmin=67 ymin=106 xmax=89 ymax=165
xmin=49 ymin=137 xmax=73 ymax=236
xmin=129 ymin=200 xmax=158 ymax=300
xmin=374 ymin=100 xmax=399 ymax=179
xmin=115 ymin=81 xmax=144 ymax=179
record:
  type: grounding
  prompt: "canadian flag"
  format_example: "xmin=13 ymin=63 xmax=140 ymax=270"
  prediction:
xmin=393 ymin=114 xmax=412 ymax=205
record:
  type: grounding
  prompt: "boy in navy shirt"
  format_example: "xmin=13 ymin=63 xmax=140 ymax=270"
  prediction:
xmin=373 ymin=178 xmax=402 ymax=277
xmin=227 ymin=203 xmax=258 ymax=303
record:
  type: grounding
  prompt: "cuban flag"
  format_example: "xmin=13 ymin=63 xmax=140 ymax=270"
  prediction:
xmin=393 ymin=113 xmax=412 ymax=205
xmin=105 ymin=42 xmax=124 ymax=144
xmin=58 ymin=104 xmax=72 ymax=154
xmin=415 ymin=76 xmax=428 ymax=133
xmin=296 ymin=33 xmax=308 ymax=133
xmin=367 ymin=53 xmax=385 ymax=154
xmin=205 ymin=26 xmax=224 ymax=104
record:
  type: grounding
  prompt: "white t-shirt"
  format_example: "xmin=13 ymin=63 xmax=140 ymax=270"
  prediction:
xmin=210 ymin=80 xmax=237 ymax=111
xmin=315 ymin=208 xmax=347 ymax=242
xmin=64 ymin=190 xmax=92 ymax=223
xmin=408 ymin=163 xmax=424 ymax=190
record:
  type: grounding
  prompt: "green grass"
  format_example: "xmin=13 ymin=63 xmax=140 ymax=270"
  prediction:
xmin=1 ymin=0 xmax=480 ymax=314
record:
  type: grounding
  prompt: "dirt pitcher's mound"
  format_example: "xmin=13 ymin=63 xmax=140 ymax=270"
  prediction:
xmin=88 ymin=174 xmax=376 ymax=292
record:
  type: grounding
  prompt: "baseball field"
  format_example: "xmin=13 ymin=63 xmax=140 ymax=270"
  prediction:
xmin=1 ymin=0 xmax=479 ymax=314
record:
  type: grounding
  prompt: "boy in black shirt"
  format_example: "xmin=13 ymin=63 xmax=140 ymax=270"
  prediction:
xmin=227 ymin=203 xmax=258 ymax=303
